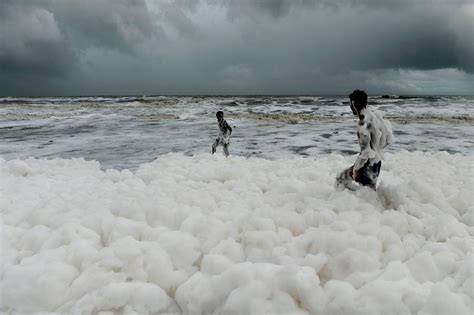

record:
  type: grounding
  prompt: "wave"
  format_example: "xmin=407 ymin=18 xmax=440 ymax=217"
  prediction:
xmin=229 ymin=112 xmax=344 ymax=123
xmin=1 ymin=152 xmax=472 ymax=314
xmin=0 ymin=96 xmax=183 ymax=107
xmin=387 ymin=115 xmax=474 ymax=124
xmin=0 ymin=113 xmax=60 ymax=121
xmin=135 ymin=114 xmax=180 ymax=121
xmin=379 ymin=95 xmax=443 ymax=100
xmin=229 ymin=112 xmax=474 ymax=125
xmin=0 ymin=112 xmax=129 ymax=121
xmin=2 ymin=109 xmax=472 ymax=125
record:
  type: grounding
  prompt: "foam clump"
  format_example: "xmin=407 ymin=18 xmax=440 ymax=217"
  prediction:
xmin=1 ymin=152 xmax=472 ymax=313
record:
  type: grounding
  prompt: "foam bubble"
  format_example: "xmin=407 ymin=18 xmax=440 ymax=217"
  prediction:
xmin=1 ymin=152 xmax=472 ymax=313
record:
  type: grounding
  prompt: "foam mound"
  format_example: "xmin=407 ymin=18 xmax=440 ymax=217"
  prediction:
xmin=1 ymin=152 xmax=473 ymax=314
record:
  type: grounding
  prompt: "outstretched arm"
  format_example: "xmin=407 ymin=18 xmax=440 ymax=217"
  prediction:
xmin=225 ymin=121 xmax=232 ymax=135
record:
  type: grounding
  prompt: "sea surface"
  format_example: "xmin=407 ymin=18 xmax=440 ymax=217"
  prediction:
xmin=1 ymin=95 xmax=473 ymax=169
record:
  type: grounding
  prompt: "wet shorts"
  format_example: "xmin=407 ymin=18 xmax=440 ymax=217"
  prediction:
xmin=355 ymin=161 xmax=382 ymax=188
xmin=217 ymin=133 xmax=230 ymax=145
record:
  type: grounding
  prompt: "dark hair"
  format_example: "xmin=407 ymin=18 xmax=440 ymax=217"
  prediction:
xmin=216 ymin=111 xmax=224 ymax=118
xmin=349 ymin=90 xmax=368 ymax=110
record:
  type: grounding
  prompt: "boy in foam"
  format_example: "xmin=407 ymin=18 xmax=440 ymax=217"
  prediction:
xmin=336 ymin=90 xmax=394 ymax=190
xmin=212 ymin=111 xmax=232 ymax=157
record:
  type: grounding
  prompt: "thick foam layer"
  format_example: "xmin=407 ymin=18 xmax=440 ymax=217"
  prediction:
xmin=1 ymin=152 xmax=473 ymax=313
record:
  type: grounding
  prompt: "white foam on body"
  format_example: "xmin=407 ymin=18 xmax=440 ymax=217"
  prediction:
xmin=1 ymin=152 xmax=473 ymax=314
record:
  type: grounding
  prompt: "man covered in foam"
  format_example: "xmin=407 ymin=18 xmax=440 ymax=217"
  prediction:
xmin=212 ymin=111 xmax=232 ymax=157
xmin=337 ymin=89 xmax=394 ymax=190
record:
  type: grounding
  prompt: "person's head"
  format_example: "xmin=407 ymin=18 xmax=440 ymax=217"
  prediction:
xmin=216 ymin=111 xmax=224 ymax=120
xmin=349 ymin=90 xmax=367 ymax=116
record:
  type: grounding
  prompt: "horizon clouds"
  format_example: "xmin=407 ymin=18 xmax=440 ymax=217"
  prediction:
xmin=0 ymin=0 xmax=473 ymax=96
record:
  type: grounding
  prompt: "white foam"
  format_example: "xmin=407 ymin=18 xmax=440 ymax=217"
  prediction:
xmin=1 ymin=152 xmax=473 ymax=313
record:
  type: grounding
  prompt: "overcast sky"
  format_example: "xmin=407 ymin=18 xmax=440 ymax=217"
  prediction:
xmin=0 ymin=0 xmax=473 ymax=96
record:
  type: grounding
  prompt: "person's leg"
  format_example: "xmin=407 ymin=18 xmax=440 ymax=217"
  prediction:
xmin=222 ymin=134 xmax=230 ymax=157
xmin=357 ymin=177 xmax=376 ymax=190
xmin=336 ymin=165 xmax=354 ymax=188
xmin=369 ymin=161 xmax=382 ymax=190
xmin=212 ymin=138 xmax=219 ymax=154
xmin=223 ymin=143 xmax=230 ymax=157
xmin=355 ymin=161 xmax=381 ymax=190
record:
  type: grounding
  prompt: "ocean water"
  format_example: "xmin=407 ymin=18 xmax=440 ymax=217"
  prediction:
xmin=1 ymin=95 xmax=473 ymax=169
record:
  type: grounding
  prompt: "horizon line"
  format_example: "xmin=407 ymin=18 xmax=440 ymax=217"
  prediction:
xmin=1 ymin=93 xmax=473 ymax=98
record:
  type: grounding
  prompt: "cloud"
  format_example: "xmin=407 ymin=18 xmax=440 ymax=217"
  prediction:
xmin=146 ymin=0 xmax=200 ymax=37
xmin=0 ymin=0 xmax=472 ymax=95
xmin=49 ymin=0 xmax=159 ymax=52
xmin=0 ymin=0 xmax=160 ymax=78
xmin=0 ymin=2 xmax=73 ymax=77
xmin=210 ymin=0 xmax=474 ymax=16
xmin=340 ymin=68 xmax=474 ymax=95
xmin=219 ymin=65 xmax=256 ymax=93
xmin=210 ymin=0 xmax=296 ymax=20
xmin=207 ymin=0 xmax=473 ymax=74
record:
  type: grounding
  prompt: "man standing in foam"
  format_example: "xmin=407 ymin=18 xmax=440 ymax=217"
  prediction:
xmin=336 ymin=90 xmax=394 ymax=190
xmin=212 ymin=111 xmax=232 ymax=157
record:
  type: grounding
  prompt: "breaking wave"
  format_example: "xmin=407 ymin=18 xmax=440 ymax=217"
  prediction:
xmin=229 ymin=112 xmax=474 ymax=125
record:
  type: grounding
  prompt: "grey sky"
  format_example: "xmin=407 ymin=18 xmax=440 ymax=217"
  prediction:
xmin=0 ymin=0 xmax=473 ymax=96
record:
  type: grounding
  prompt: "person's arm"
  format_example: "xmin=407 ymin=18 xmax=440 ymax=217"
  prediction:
xmin=375 ymin=111 xmax=394 ymax=149
xmin=225 ymin=120 xmax=232 ymax=135
xmin=353 ymin=120 xmax=375 ymax=173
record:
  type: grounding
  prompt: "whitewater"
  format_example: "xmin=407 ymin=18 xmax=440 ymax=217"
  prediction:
xmin=1 ymin=96 xmax=473 ymax=313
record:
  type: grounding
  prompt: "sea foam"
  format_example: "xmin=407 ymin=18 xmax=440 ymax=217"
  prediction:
xmin=1 ymin=152 xmax=472 ymax=313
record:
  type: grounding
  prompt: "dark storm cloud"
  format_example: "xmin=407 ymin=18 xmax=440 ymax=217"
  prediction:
xmin=0 ymin=0 xmax=73 ymax=77
xmin=319 ymin=11 xmax=472 ymax=73
xmin=213 ymin=0 xmax=473 ymax=74
xmin=0 ymin=0 xmax=158 ymax=78
xmin=49 ymin=0 xmax=159 ymax=52
xmin=210 ymin=0 xmax=296 ymax=19
xmin=0 ymin=0 xmax=472 ymax=95
xmin=156 ymin=0 xmax=201 ymax=37
xmin=214 ymin=0 xmax=473 ymax=15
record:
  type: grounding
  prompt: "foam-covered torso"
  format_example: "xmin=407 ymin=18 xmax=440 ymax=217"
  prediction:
xmin=354 ymin=108 xmax=394 ymax=171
